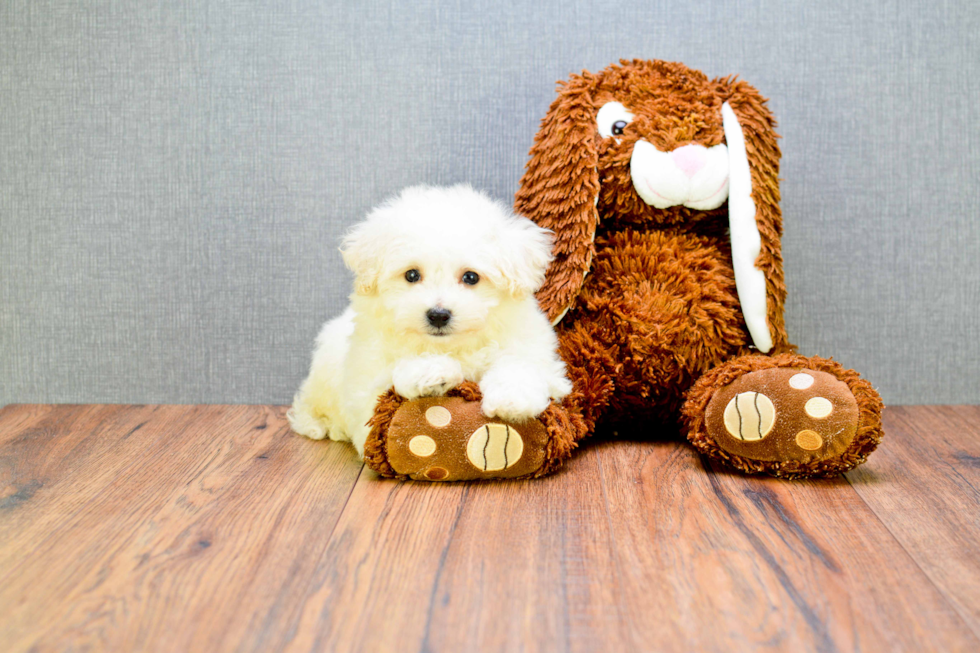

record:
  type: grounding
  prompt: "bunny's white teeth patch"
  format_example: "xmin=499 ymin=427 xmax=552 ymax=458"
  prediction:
xmin=630 ymin=140 xmax=730 ymax=210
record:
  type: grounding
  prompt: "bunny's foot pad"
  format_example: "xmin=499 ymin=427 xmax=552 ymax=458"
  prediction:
xmin=706 ymin=368 xmax=858 ymax=462
xmin=386 ymin=397 xmax=548 ymax=481
xmin=684 ymin=354 xmax=884 ymax=479
xmin=363 ymin=382 xmax=582 ymax=481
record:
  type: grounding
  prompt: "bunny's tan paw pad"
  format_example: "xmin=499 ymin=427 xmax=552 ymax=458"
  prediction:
xmin=704 ymin=368 xmax=860 ymax=465
xmin=384 ymin=397 xmax=549 ymax=481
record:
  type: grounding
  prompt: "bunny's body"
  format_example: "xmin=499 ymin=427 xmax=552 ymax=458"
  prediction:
xmin=517 ymin=60 xmax=785 ymax=435
xmin=363 ymin=60 xmax=884 ymax=480
xmin=557 ymin=228 xmax=746 ymax=428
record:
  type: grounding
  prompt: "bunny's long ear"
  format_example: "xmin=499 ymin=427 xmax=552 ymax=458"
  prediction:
xmin=515 ymin=76 xmax=601 ymax=324
xmin=719 ymin=79 xmax=789 ymax=353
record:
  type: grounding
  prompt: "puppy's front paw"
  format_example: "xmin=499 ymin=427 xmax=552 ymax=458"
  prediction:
xmin=392 ymin=355 xmax=464 ymax=399
xmin=549 ymin=376 xmax=573 ymax=401
xmin=287 ymin=405 xmax=328 ymax=440
xmin=480 ymin=376 xmax=551 ymax=423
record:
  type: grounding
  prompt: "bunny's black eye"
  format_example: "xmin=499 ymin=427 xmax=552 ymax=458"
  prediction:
xmin=461 ymin=271 xmax=480 ymax=286
xmin=596 ymin=101 xmax=634 ymax=138
xmin=405 ymin=269 xmax=421 ymax=283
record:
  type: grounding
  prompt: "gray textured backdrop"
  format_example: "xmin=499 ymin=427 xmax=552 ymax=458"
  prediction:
xmin=2 ymin=0 xmax=978 ymax=406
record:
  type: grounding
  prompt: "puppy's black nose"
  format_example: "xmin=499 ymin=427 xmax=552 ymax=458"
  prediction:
xmin=426 ymin=307 xmax=452 ymax=328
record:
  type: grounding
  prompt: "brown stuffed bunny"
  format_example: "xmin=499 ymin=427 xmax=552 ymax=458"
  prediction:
xmin=364 ymin=59 xmax=883 ymax=481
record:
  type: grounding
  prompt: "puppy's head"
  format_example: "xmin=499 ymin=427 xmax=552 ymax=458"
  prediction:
xmin=341 ymin=185 xmax=553 ymax=339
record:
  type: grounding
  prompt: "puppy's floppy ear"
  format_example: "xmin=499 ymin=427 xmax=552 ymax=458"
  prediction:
xmin=717 ymin=77 xmax=789 ymax=353
xmin=492 ymin=217 xmax=555 ymax=299
xmin=514 ymin=74 xmax=600 ymax=324
xmin=340 ymin=217 xmax=386 ymax=296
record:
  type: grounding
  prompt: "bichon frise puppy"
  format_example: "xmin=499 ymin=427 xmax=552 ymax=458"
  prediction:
xmin=288 ymin=185 xmax=572 ymax=456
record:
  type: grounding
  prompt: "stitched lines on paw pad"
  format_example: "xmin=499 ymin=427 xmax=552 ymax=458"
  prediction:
xmin=466 ymin=424 xmax=523 ymax=471
xmin=723 ymin=392 xmax=776 ymax=441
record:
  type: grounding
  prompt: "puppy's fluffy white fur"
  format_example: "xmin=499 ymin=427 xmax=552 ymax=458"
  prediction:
xmin=288 ymin=184 xmax=572 ymax=456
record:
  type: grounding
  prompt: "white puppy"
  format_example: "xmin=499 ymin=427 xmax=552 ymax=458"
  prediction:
xmin=288 ymin=185 xmax=572 ymax=456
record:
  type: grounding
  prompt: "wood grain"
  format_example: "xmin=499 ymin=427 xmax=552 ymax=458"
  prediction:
xmin=2 ymin=404 xmax=979 ymax=652
xmin=283 ymin=448 xmax=621 ymax=653
xmin=847 ymin=405 xmax=980 ymax=640
xmin=0 ymin=404 xmax=363 ymax=652
xmin=594 ymin=437 xmax=979 ymax=652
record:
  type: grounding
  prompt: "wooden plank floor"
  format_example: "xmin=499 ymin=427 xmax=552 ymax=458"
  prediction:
xmin=1 ymin=404 xmax=978 ymax=652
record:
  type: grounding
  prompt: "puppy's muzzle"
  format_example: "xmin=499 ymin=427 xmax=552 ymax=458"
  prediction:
xmin=426 ymin=307 xmax=452 ymax=329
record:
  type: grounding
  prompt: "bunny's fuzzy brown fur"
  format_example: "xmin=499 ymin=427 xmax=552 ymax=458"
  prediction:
xmin=511 ymin=59 xmax=882 ymax=477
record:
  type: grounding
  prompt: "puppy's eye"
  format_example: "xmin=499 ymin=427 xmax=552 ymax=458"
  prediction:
xmin=405 ymin=269 xmax=421 ymax=283
xmin=596 ymin=101 xmax=634 ymax=139
xmin=461 ymin=271 xmax=480 ymax=286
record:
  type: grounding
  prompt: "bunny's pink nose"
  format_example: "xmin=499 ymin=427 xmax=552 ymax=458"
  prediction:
xmin=671 ymin=144 xmax=707 ymax=178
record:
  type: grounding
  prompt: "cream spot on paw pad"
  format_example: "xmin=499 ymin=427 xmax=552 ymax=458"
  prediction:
xmin=466 ymin=424 xmax=523 ymax=471
xmin=789 ymin=373 xmax=815 ymax=390
xmin=723 ymin=391 xmax=776 ymax=441
xmin=408 ymin=435 xmax=437 ymax=457
xmin=805 ymin=397 xmax=833 ymax=419
xmin=425 ymin=405 xmax=452 ymax=428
